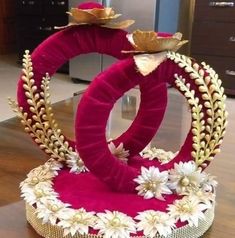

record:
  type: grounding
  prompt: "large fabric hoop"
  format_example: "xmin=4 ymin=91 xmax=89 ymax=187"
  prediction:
xmin=75 ymin=53 xmax=227 ymax=192
xmin=16 ymin=25 xmax=167 ymax=160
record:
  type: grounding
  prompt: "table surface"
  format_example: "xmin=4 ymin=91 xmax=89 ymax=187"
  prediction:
xmin=0 ymin=89 xmax=234 ymax=237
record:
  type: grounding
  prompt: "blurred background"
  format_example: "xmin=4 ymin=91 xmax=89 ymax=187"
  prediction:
xmin=0 ymin=0 xmax=235 ymax=121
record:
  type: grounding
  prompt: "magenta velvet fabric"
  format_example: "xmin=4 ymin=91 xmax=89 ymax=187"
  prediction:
xmin=53 ymin=168 xmax=186 ymax=235
xmin=75 ymin=57 xmax=199 ymax=193
xmin=17 ymin=26 xmax=168 ymax=156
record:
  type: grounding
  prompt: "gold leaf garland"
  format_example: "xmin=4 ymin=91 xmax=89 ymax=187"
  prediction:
xmin=174 ymin=75 xmax=205 ymax=163
xmin=8 ymin=50 xmax=85 ymax=166
xmin=167 ymin=51 xmax=228 ymax=166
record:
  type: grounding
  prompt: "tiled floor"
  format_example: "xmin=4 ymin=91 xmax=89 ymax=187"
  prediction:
xmin=0 ymin=54 xmax=88 ymax=121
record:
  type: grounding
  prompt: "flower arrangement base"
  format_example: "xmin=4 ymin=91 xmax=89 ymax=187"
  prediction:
xmin=26 ymin=203 xmax=214 ymax=238
xmin=22 ymin=160 xmax=216 ymax=238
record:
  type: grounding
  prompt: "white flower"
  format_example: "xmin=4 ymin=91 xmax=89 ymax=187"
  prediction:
xmin=44 ymin=158 xmax=63 ymax=175
xmin=94 ymin=210 xmax=136 ymax=238
xmin=188 ymin=189 xmax=215 ymax=208
xmin=168 ymin=161 xmax=204 ymax=195
xmin=142 ymin=147 xmax=176 ymax=165
xmin=135 ymin=210 xmax=176 ymax=238
xmin=66 ymin=152 xmax=87 ymax=174
xmin=134 ymin=166 xmax=172 ymax=200
xmin=58 ymin=208 xmax=96 ymax=236
xmin=36 ymin=199 xmax=71 ymax=225
xmin=21 ymin=183 xmax=58 ymax=205
xmin=201 ymin=172 xmax=218 ymax=192
xmin=20 ymin=165 xmax=55 ymax=189
xmin=167 ymin=196 xmax=208 ymax=227
xmin=108 ymin=142 xmax=130 ymax=163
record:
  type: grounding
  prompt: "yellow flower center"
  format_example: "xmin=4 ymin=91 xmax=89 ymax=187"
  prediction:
xmin=50 ymin=204 xmax=59 ymax=212
xmin=180 ymin=177 xmax=190 ymax=186
xmin=110 ymin=217 xmax=121 ymax=227
xmin=145 ymin=181 xmax=159 ymax=191
xmin=31 ymin=176 xmax=39 ymax=185
xmin=35 ymin=188 xmax=44 ymax=197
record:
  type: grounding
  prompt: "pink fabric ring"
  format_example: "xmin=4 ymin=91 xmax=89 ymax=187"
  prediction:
xmin=16 ymin=25 xmax=167 ymax=160
xmin=75 ymin=56 xmax=212 ymax=193
xmin=75 ymin=57 xmax=169 ymax=192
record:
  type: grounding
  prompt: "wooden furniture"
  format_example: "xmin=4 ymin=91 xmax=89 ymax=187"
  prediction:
xmin=0 ymin=0 xmax=16 ymax=54
xmin=15 ymin=0 xmax=69 ymax=72
xmin=0 ymin=90 xmax=234 ymax=237
xmin=191 ymin=0 xmax=235 ymax=96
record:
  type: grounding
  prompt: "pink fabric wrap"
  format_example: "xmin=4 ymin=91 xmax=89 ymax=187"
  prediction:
xmin=76 ymin=58 xmax=167 ymax=192
xmin=17 ymin=26 xmax=168 ymax=156
xmin=75 ymin=58 xmax=200 ymax=193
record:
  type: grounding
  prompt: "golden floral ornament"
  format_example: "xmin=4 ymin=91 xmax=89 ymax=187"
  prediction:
xmin=123 ymin=30 xmax=188 ymax=76
xmin=56 ymin=6 xmax=134 ymax=30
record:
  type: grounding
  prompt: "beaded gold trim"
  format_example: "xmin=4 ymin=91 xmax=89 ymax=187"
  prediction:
xmin=26 ymin=203 xmax=214 ymax=238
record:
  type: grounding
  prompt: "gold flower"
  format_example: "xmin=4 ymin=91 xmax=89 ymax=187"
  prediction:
xmin=56 ymin=7 xmax=134 ymax=29
xmin=124 ymin=30 xmax=188 ymax=53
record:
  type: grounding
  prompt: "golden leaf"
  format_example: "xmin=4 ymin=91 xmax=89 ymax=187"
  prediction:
xmin=125 ymin=30 xmax=188 ymax=53
xmin=56 ymin=7 xmax=133 ymax=30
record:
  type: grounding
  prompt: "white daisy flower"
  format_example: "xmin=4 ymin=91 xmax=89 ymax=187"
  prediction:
xmin=188 ymin=189 xmax=215 ymax=208
xmin=20 ymin=165 xmax=55 ymax=189
xmin=134 ymin=166 xmax=172 ymax=200
xmin=201 ymin=172 xmax=218 ymax=192
xmin=168 ymin=161 xmax=204 ymax=195
xmin=135 ymin=210 xmax=176 ymax=238
xmin=94 ymin=210 xmax=136 ymax=238
xmin=44 ymin=158 xmax=63 ymax=175
xmin=66 ymin=152 xmax=87 ymax=174
xmin=108 ymin=142 xmax=130 ymax=163
xmin=36 ymin=199 xmax=71 ymax=225
xmin=21 ymin=183 xmax=58 ymax=206
xmin=142 ymin=147 xmax=176 ymax=165
xmin=167 ymin=196 xmax=208 ymax=227
xmin=58 ymin=208 xmax=96 ymax=236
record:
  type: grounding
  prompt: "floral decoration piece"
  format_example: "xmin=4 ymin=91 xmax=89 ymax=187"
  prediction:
xmin=66 ymin=151 xmax=88 ymax=173
xmin=58 ymin=208 xmax=96 ymax=236
xmin=134 ymin=166 xmax=172 ymax=200
xmin=8 ymin=51 xmax=81 ymax=163
xmin=122 ymin=30 xmax=188 ymax=76
xmin=56 ymin=4 xmax=134 ymax=30
xmin=141 ymin=147 xmax=177 ymax=165
xmin=21 ymin=183 xmax=58 ymax=206
xmin=124 ymin=30 xmax=188 ymax=54
xmin=94 ymin=210 xmax=136 ymax=238
xmin=168 ymin=161 xmax=204 ymax=195
xmin=169 ymin=51 xmax=228 ymax=166
xmin=20 ymin=159 xmax=217 ymax=237
xmin=201 ymin=172 xmax=218 ymax=192
xmin=135 ymin=210 xmax=176 ymax=238
xmin=36 ymin=199 xmax=71 ymax=225
xmin=167 ymin=196 xmax=209 ymax=227
xmin=108 ymin=142 xmax=130 ymax=163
